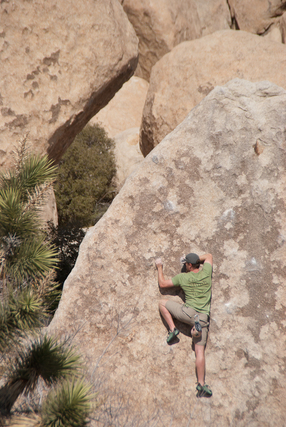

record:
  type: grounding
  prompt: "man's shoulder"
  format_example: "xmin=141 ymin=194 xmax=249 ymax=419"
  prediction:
xmin=202 ymin=262 xmax=212 ymax=272
xmin=172 ymin=272 xmax=187 ymax=285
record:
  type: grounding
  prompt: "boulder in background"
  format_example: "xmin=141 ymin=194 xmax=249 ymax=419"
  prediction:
xmin=0 ymin=0 xmax=138 ymax=168
xmin=121 ymin=0 xmax=202 ymax=81
xmin=140 ymin=30 xmax=286 ymax=156
xmin=90 ymin=76 xmax=148 ymax=138
xmin=193 ymin=0 xmax=231 ymax=36
xmin=228 ymin=0 xmax=282 ymax=34
xmin=113 ymin=127 xmax=144 ymax=189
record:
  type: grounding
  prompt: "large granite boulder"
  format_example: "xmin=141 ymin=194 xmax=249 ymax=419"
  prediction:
xmin=281 ymin=11 xmax=286 ymax=41
xmin=90 ymin=76 xmax=148 ymax=138
xmin=50 ymin=79 xmax=286 ymax=426
xmin=140 ymin=30 xmax=286 ymax=156
xmin=89 ymin=76 xmax=147 ymax=189
xmin=228 ymin=0 xmax=282 ymax=34
xmin=121 ymin=0 xmax=202 ymax=81
xmin=193 ymin=0 xmax=231 ymax=36
xmin=0 ymin=0 xmax=138 ymax=168
xmin=113 ymin=127 xmax=144 ymax=189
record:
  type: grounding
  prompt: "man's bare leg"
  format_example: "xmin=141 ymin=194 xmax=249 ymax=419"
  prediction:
xmin=159 ymin=299 xmax=176 ymax=331
xmin=195 ymin=343 xmax=205 ymax=385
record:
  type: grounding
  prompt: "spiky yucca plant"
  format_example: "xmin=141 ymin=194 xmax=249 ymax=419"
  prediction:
xmin=8 ymin=413 xmax=41 ymax=427
xmin=33 ymin=270 xmax=61 ymax=314
xmin=0 ymin=286 xmax=47 ymax=352
xmin=4 ymin=236 xmax=59 ymax=284
xmin=0 ymin=335 xmax=80 ymax=415
xmin=41 ymin=379 xmax=93 ymax=427
xmin=0 ymin=139 xmax=59 ymax=286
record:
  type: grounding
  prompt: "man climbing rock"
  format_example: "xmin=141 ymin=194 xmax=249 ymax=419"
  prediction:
xmin=155 ymin=252 xmax=213 ymax=397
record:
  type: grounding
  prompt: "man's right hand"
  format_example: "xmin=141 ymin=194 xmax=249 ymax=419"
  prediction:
xmin=199 ymin=253 xmax=213 ymax=266
xmin=155 ymin=258 xmax=163 ymax=269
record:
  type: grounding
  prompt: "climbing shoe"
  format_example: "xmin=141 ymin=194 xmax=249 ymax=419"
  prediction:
xmin=196 ymin=383 xmax=212 ymax=397
xmin=166 ymin=328 xmax=179 ymax=344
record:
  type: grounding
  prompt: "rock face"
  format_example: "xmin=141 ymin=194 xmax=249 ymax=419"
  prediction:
xmin=0 ymin=0 xmax=138 ymax=168
xmin=90 ymin=76 xmax=148 ymax=138
xmin=140 ymin=30 xmax=286 ymax=156
xmin=39 ymin=188 xmax=58 ymax=228
xmin=228 ymin=0 xmax=282 ymax=34
xmin=121 ymin=0 xmax=202 ymax=81
xmin=113 ymin=128 xmax=144 ymax=189
xmin=50 ymin=79 xmax=286 ymax=426
xmin=89 ymin=76 xmax=147 ymax=189
xmin=193 ymin=0 xmax=231 ymax=36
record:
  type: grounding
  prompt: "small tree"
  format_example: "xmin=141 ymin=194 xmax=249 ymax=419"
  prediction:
xmin=55 ymin=124 xmax=117 ymax=228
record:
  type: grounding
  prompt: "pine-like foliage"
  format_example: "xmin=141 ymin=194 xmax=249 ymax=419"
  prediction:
xmin=55 ymin=124 xmax=117 ymax=227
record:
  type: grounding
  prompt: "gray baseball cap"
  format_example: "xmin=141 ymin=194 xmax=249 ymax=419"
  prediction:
xmin=182 ymin=253 xmax=199 ymax=264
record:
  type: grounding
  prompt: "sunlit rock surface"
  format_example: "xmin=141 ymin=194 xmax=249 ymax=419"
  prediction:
xmin=0 ymin=0 xmax=138 ymax=167
xmin=140 ymin=30 xmax=286 ymax=156
xmin=50 ymin=79 xmax=286 ymax=426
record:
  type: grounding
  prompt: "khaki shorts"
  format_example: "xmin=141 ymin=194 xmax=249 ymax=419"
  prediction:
xmin=165 ymin=300 xmax=209 ymax=346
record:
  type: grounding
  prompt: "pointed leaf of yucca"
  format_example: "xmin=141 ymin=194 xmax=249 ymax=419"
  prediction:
xmin=5 ymin=237 xmax=59 ymax=283
xmin=8 ymin=413 xmax=41 ymax=427
xmin=0 ymin=298 xmax=17 ymax=352
xmin=0 ymin=335 xmax=80 ymax=415
xmin=7 ymin=335 xmax=80 ymax=391
xmin=8 ymin=287 xmax=47 ymax=330
xmin=18 ymin=155 xmax=57 ymax=197
xmin=0 ymin=287 xmax=47 ymax=353
xmin=41 ymin=378 xmax=93 ymax=427
xmin=0 ymin=187 xmax=38 ymax=238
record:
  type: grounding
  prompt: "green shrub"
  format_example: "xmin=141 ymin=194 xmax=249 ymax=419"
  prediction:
xmin=47 ymin=222 xmax=85 ymax=285
xmin=55 ymin=124 xmax=117 ymax=228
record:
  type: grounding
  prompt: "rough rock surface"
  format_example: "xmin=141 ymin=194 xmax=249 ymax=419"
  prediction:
xmin=50 ymin=79 xmax=286 ymax=426
xmin=140 ymin=30 xmax=286 ymax=156
xmin=113 ymin=128 xmax=144 ymax=189
xmin=228 ymin=0 xmax=282 ymax=34
xmin=39 ymin=188 xmax=58 ymax=228
xmin=263 ymin=20 xmax=283 ymax=42
xmin=0 ymin=0 xmax=138 ymax=168
xmin=121 ymin=0 xmax=202 ymax=81
xmin=193 ymin=0 xmax=231 ymax=36
xmin=89 ymin=76 xmax=148 ymax=138
xmin=281 ymin=12 xmax=286 ymax=42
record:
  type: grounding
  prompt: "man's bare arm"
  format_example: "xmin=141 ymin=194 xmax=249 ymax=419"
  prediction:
xmin=199 ymin=253 xmax=213 ymax=266
xmin=155 ymin=258 xmax=174 ymax=288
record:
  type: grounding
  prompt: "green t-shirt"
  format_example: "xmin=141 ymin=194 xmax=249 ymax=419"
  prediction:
xmin=171 ymin=263 xmax=212 ymax=315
